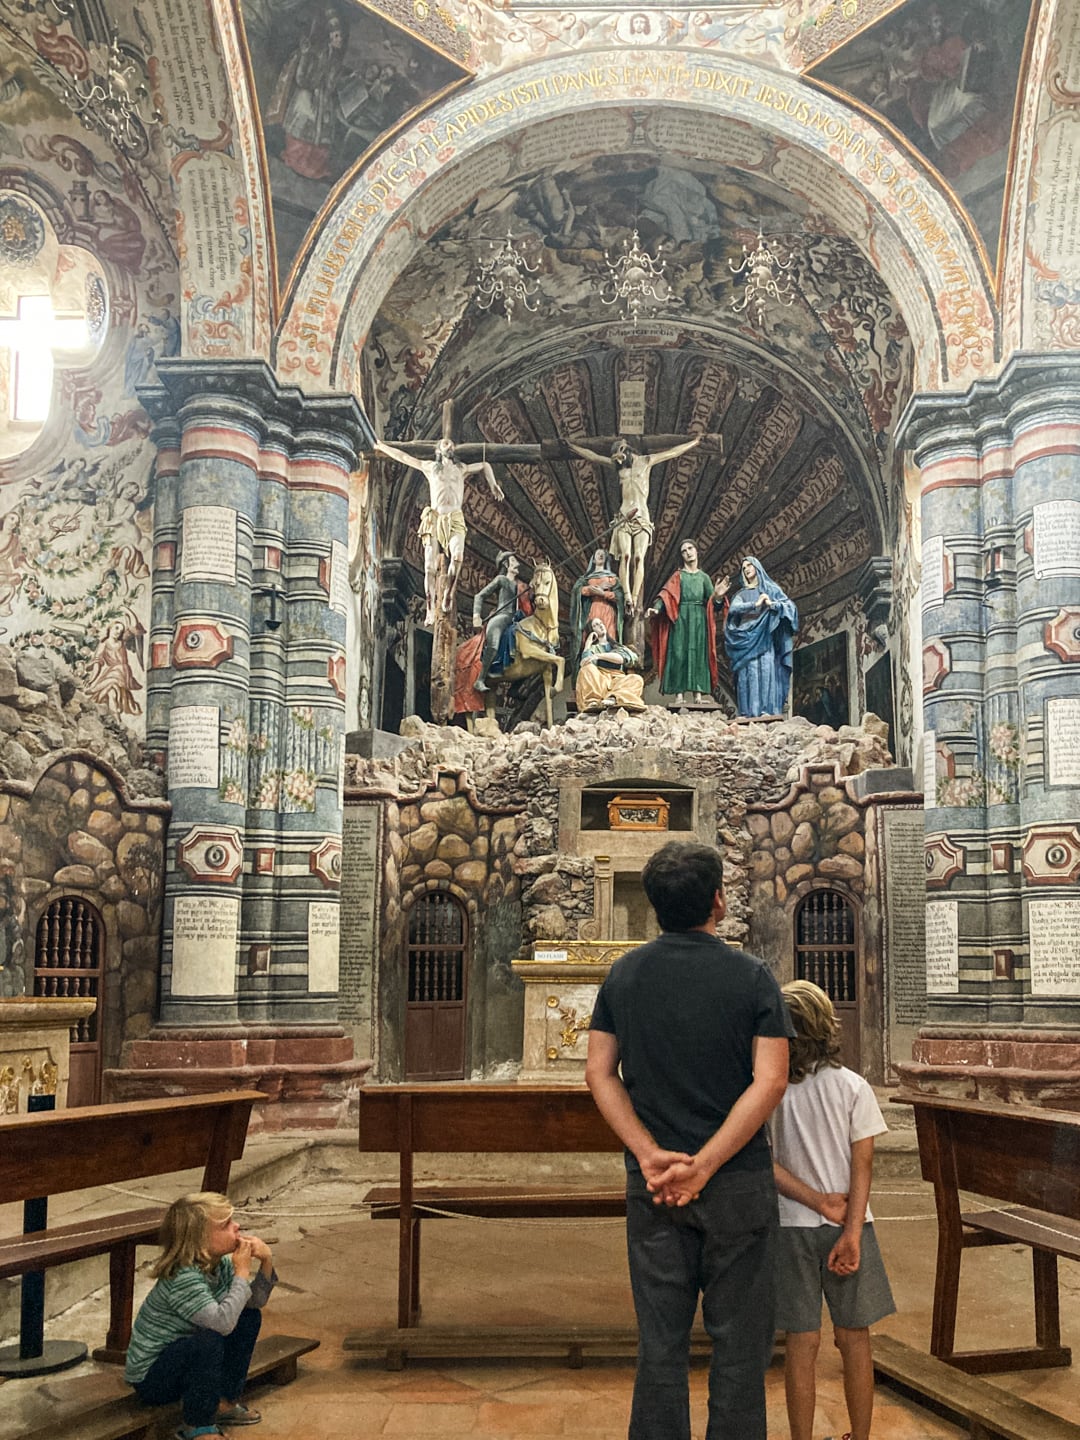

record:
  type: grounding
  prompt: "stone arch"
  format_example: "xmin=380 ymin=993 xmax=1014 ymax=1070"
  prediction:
xmin=276 ymin=50 xmax=995 ymax=393
xmin=1000 ymin=0 xmax=1080 ymax=356
xmin=7 ymin=752 xmax=166 ymax=1083
xmin=401 ymin=877 xmax=478 ymax=915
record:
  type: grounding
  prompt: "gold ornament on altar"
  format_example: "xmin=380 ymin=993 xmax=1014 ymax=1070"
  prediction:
xmin=557 ymin=1006 xmax=592 ymax=1050
xmin=0 ymin=1065 xmax=16 ymax=1115
xmin=607 ymin=793 xmax=670 ymax=830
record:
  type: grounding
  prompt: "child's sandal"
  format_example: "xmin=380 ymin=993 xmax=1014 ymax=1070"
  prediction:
xmin=217 ymin=1401 xmax=262 ymax=1425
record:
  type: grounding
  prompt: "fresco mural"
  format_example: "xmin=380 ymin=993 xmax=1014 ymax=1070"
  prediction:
xmin=811 ymin=0 xmax=1034 ymax=268
xmin=358 ymin=144 xmax=909 ymax=653
xmin=0 ymin=47 xmax=177 ymax=739
xmin=464 ymin=5 xmax=789 ymax=68
xmin=368 ymin=154 xmax=910 ymax=472
xmin=239 ymin=0 xmax=470 ymax=282
xmin=1020 ymin=0 xmax=1080 ymax=353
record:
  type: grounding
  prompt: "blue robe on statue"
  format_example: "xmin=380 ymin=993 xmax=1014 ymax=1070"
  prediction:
xmin=723 ymin=555 xmax=798 ymax=717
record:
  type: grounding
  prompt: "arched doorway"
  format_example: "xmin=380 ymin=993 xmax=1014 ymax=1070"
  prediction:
xmin=34 ymin=896 xmax=105 ymax=1106
xmin=405 ymin=892 xmax=468 ymax=1080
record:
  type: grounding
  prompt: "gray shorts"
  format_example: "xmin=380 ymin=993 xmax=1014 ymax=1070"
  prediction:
xmin=774 ymin=1223 xmax=895 ymax=1333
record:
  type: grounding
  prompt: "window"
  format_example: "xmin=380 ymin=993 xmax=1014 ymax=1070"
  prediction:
xmin=408 ymin=892 xmax=466 ymax=1007
xmin=0 ymin=294 xmax=89 ymax=423
xmin=0 ymin=191 xmax=103 ymax=460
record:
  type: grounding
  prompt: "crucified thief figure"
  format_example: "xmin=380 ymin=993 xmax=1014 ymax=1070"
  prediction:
xmin=568 ymin=435 xmax=701 ymax=615
xmin=376 ymin=437 xmax=505 ymax=625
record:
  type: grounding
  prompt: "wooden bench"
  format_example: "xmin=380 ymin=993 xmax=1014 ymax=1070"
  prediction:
xmin=897 ymin=1091 xmax=1080 ymax=1374
xmin=872 ymin=1333 xmax=1080 ymax=1440
xmin=17 ymin=1332 xmax=319 ymax=1440
xmin=354 ymin=1083 xmax=625 ymax=1333
xmin=0 ymin=1090 xmax=263 ymax=1363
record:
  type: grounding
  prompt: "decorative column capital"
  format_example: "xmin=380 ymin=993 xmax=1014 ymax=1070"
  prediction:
xmin=898 ymin=352 xmax=1080 ymax=463
xmin=139 ymin=359 xmax=374 ymax=468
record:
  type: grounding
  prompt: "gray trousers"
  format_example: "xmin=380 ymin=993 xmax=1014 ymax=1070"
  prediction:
xmin=625 ymin=1165 xmax=778 ymax=1440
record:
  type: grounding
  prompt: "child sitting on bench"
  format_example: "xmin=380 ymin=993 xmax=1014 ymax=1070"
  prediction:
xmin=124 ymin=1191 xmax=276 ymax=1439
xmin=770 ymin=981 xmax=895 ymax=1440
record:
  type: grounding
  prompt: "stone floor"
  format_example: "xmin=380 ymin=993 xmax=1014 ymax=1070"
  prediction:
xmin=3 ymin=1128 xmax=1080 ymax=1439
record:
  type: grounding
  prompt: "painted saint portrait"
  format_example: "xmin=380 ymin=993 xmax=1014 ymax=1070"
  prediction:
xmin=614 ymin=11 xmax=656 ymax=45
xmin=240 ymin=0 xmax=469 ymax=279
xmin=812 ymin=0 xmax=1034 ymax=268
xmin=792 ymin=633 xmax=849 ymax=730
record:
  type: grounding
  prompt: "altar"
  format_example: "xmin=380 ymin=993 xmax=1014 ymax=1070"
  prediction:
xmin=512 ymin=940 xmax=636 ymax=1081
xmin=344 ymin=705 xmax=920 ymax=1089
xmin=0 ymin=996 xmax=97 ymax=1111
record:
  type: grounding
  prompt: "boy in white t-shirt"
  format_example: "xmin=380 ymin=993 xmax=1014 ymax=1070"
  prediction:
xmin=769 ymin=981 xmax=895 ymax=1440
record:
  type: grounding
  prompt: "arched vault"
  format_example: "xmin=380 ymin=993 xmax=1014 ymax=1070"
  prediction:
xmin=276 ymin=50 xmax=995 ymax=395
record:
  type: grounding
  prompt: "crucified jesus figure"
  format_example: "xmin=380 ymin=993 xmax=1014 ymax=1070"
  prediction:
xmin=567 ymin=435 xmax=702 ymax=614
xmin=375 ymin=437 xmax=505 ymax=625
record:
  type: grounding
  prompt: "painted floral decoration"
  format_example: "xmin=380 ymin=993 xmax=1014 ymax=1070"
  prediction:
xmin=0 ymin=194 xmax=46 ymax=266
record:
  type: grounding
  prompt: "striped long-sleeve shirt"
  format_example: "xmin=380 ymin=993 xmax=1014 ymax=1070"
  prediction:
xmin=124 ymin=1255 xmax=276 ymax=1384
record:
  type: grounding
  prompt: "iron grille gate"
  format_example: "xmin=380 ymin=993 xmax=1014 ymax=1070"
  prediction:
xmin=34 ymin=896 xmax=104 ymax=1105
xmin=794 ymin=888 xmax=860 ymax=1069
xmin=405 ymin=892 xmax=467 ymax=1080
xmin=795 ymin=889 xmax=856 ymax=1002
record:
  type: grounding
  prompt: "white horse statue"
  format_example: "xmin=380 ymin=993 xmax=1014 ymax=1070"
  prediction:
xmin=456 ymin=560 xmax=565 ymax=729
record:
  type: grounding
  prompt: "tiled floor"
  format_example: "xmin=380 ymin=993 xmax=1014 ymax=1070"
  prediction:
xmin=4 ymin=1154 xmax=1080 ymax=1439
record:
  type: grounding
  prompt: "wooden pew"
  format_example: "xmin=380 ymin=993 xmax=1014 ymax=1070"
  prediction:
xmin=872 ymin=1333 xmax=1080 ymax=1440
xmin=0 ymin=1090 xmax=263 ymax=1363
xmin=355 ymin=1083 xmax=625 ymax=1335
xmin=18 ymin=1333 xmax=320 ymax=1440
xmin=897 ymin=1091 xmax=1080 ymax=1373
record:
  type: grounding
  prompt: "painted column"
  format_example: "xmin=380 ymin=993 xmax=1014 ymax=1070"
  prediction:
xmin=899 ymin=355 xmax=1080 ymax=1096
xmin=126 ymin=362 xmax=372 ymax=1116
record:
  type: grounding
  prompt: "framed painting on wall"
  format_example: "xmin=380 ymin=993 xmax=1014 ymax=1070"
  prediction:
xmin=792 ymin=633 xmax=849 ymax=728
xmin=864 ymin=652 xmax=895 ymax=756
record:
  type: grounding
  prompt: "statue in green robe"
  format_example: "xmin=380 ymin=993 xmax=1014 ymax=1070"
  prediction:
xmin=648 ymin=540 xmax=730 ymax=703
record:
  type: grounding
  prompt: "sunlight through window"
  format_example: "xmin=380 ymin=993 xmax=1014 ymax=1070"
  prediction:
xmin=0 ymin=294 xmax=89 ymax=424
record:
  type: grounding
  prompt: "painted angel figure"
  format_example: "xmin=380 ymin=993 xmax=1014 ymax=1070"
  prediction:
xmin=85 ymin=617 xmax=144 ymax=716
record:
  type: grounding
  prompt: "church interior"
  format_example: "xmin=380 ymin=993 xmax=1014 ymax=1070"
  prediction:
xmin=5 ymin=0 xmax=1080 ymax=1434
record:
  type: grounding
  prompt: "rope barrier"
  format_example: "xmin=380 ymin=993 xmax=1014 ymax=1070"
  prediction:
xmin=362 ymin=1200 xmax=939 ymax=1225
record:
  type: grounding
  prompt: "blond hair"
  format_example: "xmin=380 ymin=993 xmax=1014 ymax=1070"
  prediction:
xmin=151 ymin=1191 xmax=233 ymax=1279
xmin=782 ymin=980 xmax=842 ymax=1083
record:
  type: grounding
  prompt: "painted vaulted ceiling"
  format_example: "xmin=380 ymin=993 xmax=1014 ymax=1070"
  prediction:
xmin=0 ymin=0 xmax=1035 ymax=639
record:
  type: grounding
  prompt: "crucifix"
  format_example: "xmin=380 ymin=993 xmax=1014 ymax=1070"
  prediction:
xmin=371 ymin=402 xmax=722 ymax=722
xmin=373 ymin=401 xmax=507 ymax=723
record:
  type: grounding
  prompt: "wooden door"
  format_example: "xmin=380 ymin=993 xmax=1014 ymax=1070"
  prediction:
xmin=794 ymin=889 xmax=860 ymax=1072
xmin=34 ymin=896 xmax=104 ymax=1106
xmin=404 ymin=892 xmax=467 ymax=1080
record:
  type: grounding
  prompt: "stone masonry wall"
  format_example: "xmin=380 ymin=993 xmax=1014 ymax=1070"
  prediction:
xmin=0 ymin=752 xmax=168 ymax=1074
xmin=0 ymin=644 xmax=163 ymax=796
xmin=349 ymin=708 xmax=899 ymax=1076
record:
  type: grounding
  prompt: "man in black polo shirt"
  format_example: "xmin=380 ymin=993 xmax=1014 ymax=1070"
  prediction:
xmin=586 ymin=840 xmax=792 ymax=1440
